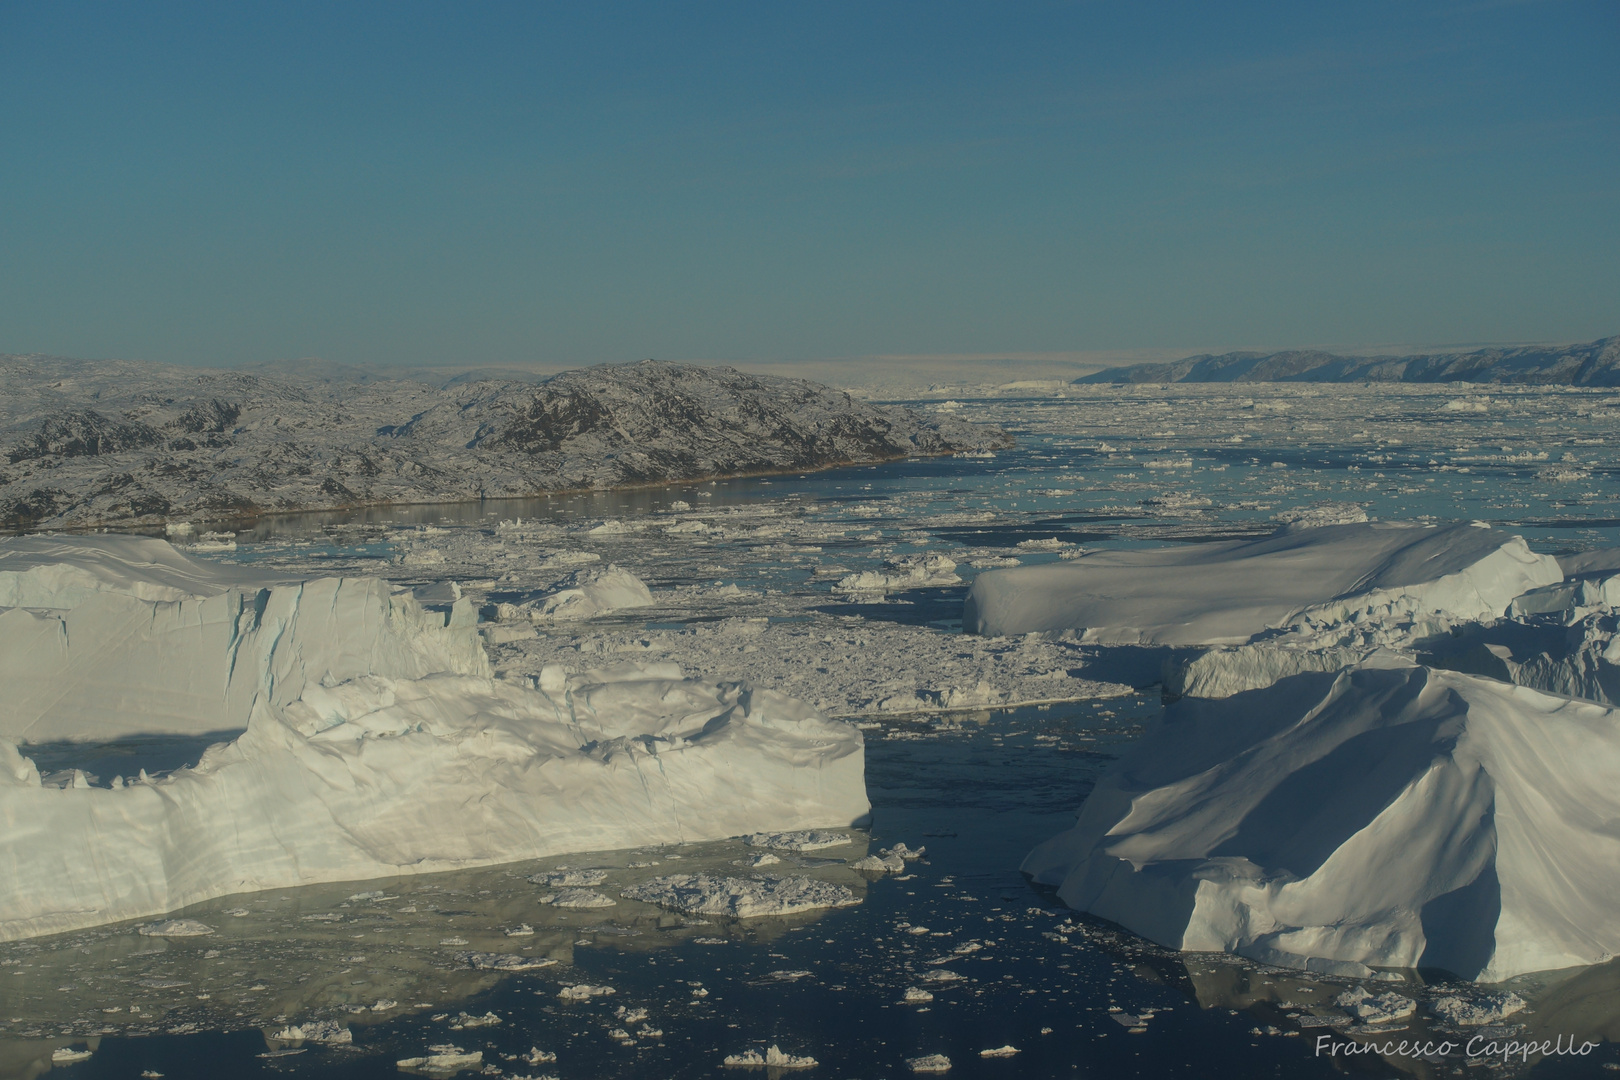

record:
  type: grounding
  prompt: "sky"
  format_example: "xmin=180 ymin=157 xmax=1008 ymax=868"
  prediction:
xmin=1 ymin=1 xmax=1616 ymax=369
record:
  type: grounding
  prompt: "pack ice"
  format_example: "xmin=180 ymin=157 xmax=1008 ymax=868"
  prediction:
xmin=0 ymin=535 xmax=868 ymax=941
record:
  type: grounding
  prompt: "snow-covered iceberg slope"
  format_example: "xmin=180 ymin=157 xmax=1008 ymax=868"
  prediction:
xmin=1023 ymin=662 xmax=1620 ymax=981
xmin=964 ymin=522 xmax=1560 ymax=644
xmin=0 ymin=536 xmax=868 ymax=941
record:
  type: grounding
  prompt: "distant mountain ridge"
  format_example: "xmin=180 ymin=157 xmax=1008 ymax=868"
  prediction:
xmin=1076 ymin=335 xmax=1620 ymax=386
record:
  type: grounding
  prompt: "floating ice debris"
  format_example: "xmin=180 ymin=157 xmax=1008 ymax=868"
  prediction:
xmin=374 ymin=999 xmax=399 ymax=1011
xmin=766 ymin=970 xmax=812 ymax=981
xmin=614 ymin=1006 xmax=649 ymax=1023
xmin=887 ymin=842 xmax=926 ymax=860
xmin=979 ymin=1045 xmax=1020 ymax=1058
xmin=907 ymin=1053 xmax=952 ymax=1073
xmin=723 ymin=1045 xmax=818 ymax=1069
xmin=136 ymin=919 xmax=214 ymax=937
xmin=920 ymin=969 xmax=965 ymax=983
xmin=852 ymin=851 xmax=905 ymax=873
xmin=449 ymin=1011 xmax=502 ymax=1030
xmin=1430 ymin=991 xmax=1528 ymax=1026
xmin=621 ymin=874 xmax=860 ymax=918
xmin=51 ymin=1047 xmax=92 ymax=1063
xmin=745 ymin=830 xmax=851 ymax=852
xmin=543 ymin=888 xmax=617 ymax=909
xmin=737 ymin=853 xmax=781 ymax=868
xmin=521 ymin=1048 xmax=558 ymax=1065
xmin=397 ymin=1045 xmax=483 ymax=1071
xmin=270 ymin=1020 xmax=352 ymax=1044
xmin=836 ymin=553 xmax=960 ymax=593
xmin=438 ymin=937 xmax=469 ymax=946
xmin=529 ymin=868 xmax=609 ymax=888
xmin=556 ymin=984 xmax=616 ymax=1001
xmin=504 ymin=923 xmax=535 ymax=936
xmin=1335 ymin=987 xmax=1416 ymax=1024
xmin=693 ymin=936 xmax=728 ymax=945
xmin=902 ymin=988 xmax=934 ymax=1003
xmin=455 ymin=951 xmax=557 ymax=972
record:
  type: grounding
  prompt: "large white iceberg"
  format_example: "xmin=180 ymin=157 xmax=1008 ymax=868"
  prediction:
xmin=0 ymin=536 xmax=868 ymax=942
xmin=964 ymin=522 xmax=1561 ymax=644
xmin=1023 ymin=661 xmax=1620 ymax=981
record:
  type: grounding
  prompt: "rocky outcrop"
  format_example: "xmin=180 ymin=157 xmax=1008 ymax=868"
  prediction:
xmin=0 ymin=357 xmax=1010 ymax=529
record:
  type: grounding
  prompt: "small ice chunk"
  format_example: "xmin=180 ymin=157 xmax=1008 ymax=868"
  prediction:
xmin=504 ymin=923 xmax=535 ymax=936
xmin=270 ymin=1020 xmax=352 ymax=1045
xmin=851 ymin=852 xmax=905 ymax=873
xmin=52 ymin=1047 xmax=93 ymax=1063
xmin=397 ymin=1046 xmax=482 ymax=1070
xmin=522 ymin=1047 xmax=558 ymax=1065
xmin=529 ymin=868 xmax=609 ymax=888
xmin=723 ymin=1045 xmax=818 ymax=1069
xmin=744 ymin=830 xmax=850 ymax=852
xmin=1336 ymin=988 xmax=1415 ymax=1024
xmin=979 ymin=1045 xmax=1020 ymax=1058
xmin=621 ymin=874 xmax=859 ymax=918
xmin=737 ymin=853 xmax=781 ymax=868
xmin=902 ymin=987 xmax=934 ymax=1003
xmin=907 ymin=1053 xmax=953 ymax=1073
xmin=1430 ymin=992 xmax=1527 ymax=1026
xmin=557 ymin=984 xmax=616 ymax=1001
xmin=136 ymin=919 xmax=214 ymax=937
xmin=543 ymin=888 xmax=617 ymax=909
xmin=920 ymin=969 xmax=964 ymax=983
xmin=456 ymin=952 xmax=557 ymax=972
xmin=614 ymin=1006 xmax=650 ymax=1023
xmin=449 ymin=1011 xmax=502 ymax=1029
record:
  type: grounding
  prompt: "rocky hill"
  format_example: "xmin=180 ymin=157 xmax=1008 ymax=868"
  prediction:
xmin=0 ymin=357 xmax=1010 ymax=530
xmin=1076 ymin=334 xmax=1620 ymax=385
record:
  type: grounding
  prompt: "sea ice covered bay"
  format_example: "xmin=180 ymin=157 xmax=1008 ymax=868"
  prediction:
xmin=7 ymin=381 xmax=1620 ymax=1075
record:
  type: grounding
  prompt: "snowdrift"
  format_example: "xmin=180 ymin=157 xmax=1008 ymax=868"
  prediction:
xmin=964 ymin=522 xmax=1560 ymax=644
xmin=1023 ymin=662 xmax=1620 ymax=981
xmin=0 ymin=536 xmax=868 ymax=941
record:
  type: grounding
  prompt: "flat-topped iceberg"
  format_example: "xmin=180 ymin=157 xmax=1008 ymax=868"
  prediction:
xmin=1023 ymin=661 xmax=1620 ymax=981
xmin=964 ymin=522 xmax=1560 ymax=644
xmin=0 ymin=536 xmax=868 ymax=941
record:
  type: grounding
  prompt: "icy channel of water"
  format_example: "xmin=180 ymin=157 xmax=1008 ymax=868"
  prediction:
xmin=15 ymin=384 xmax=1620 ymax=1075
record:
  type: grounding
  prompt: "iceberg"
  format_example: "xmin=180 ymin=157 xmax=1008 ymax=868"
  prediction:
xmin=0 ymin=536 xmax=868 ymax=941
xmin=964 ymin=522 xmax=1560 ymax=644
xmin=1023 ymin=662 xmax=1620 ymax=981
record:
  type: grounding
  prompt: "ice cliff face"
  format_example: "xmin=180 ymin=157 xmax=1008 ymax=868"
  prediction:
xmin=0 ymin=357 xmax=1011 ymax=530
xmin=1023 ymin=662 xmax=1620 ymax=982
xmin=0 ymin=537 xmax=868 ymax=941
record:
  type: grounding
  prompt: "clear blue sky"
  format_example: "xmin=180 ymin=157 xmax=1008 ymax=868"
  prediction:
xmin=2 ymin=1 xmax=1615 ymax=367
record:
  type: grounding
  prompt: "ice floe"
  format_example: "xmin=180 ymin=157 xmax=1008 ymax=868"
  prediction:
xmin=723 ymin=1044 xmax=818 ymax=1068
xmin=620 ymin=873 xmax=860 ymax=918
